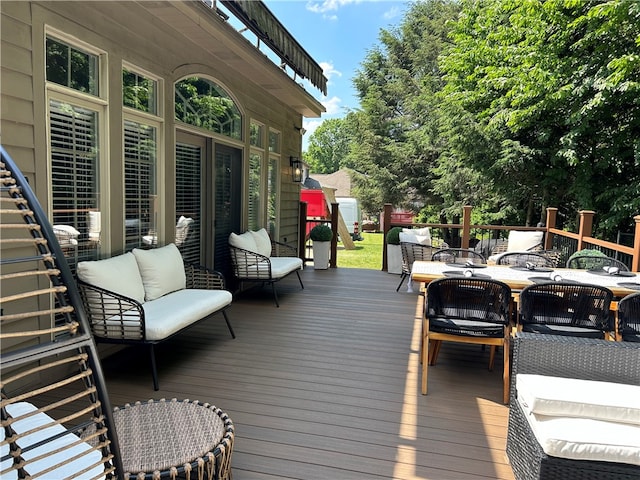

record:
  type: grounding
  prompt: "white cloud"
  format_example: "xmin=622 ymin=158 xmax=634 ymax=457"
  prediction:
xmin=306 ymin=0 xmax=361 ymax=14
xmin=303 ymin=119 xmax=323 ymax=138
xmin=320 ymin=61 xmax=342 ymax=83
xmin=322 ymin=96 xmax=342 ymax=115
xmin=383 ymin=5 xmax=401 ymax=19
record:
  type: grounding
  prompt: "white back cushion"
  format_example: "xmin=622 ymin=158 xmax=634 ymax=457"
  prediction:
xmin=132 ymin=243 xmax=186 ymax=301
xmin=250 ymin=228 xmax=272 ymax=257
xmin=401 ymin=227 xmax=431 ymax=246
xmin=507 ymin=230 xmax=543 ymax=252
xmin=229 ymin=231 xmax=258 ymax=254
xmin=77 ymin=252 xmax=145 ymax=303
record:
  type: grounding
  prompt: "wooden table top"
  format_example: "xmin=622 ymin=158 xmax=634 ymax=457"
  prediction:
xmin=411 ymin=261 xmax=640 ymax=298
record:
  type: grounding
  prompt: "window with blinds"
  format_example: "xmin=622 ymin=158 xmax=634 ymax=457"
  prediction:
xmin=124 ymin=120 xmax=157 ymax=251
xmin=49 ymin=98 xmax=100 ymax=266
xmin=248 ymin=152 xmax=262 ymax=231
xmin=176 ymin=143 xmax=202 ymax=264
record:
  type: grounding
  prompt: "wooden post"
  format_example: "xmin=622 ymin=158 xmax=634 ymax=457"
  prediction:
xmin=298 ymin=201 xmax=308 ymax=262
xmin=632 ymin=215 xmax=640 ymax=272
xmin=382 ymin=204 xmax=392 ymax=271
xmin=330 ymin=203 xmax=338 ymax=268
xmin=577 ymin=210 xmax=595 ymax=251
xmin=461 ymin=205 xmax=472 ymax=249
xmin=545 ymin=207 xmax=557 ymax=250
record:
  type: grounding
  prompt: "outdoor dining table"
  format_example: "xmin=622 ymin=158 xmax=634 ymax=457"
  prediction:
xmin=411 ymin=261 xmax=640 ymax=298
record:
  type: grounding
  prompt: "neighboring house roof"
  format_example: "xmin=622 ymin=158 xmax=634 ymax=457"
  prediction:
xmin=310 ymin=170 xmax=352 ymax=197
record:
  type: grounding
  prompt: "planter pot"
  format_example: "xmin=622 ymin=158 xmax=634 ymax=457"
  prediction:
xmin=387 ymin=244 xmax=402 ymax=274
xmin=313 ymin=241 xmax=330 ymax=270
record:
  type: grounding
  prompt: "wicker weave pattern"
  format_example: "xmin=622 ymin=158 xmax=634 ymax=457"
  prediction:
xmin=618 ymin=292 xmax=640 ymax=342
xmin=496 ymin=252 xmax=553 ymax=268
xmin=431 ymin=248 xmax=486 ymax=264
xmin=397 ymin=242 xmax=433 ymax=292
xmin=1 ymin=149 xmax=121 ymax=478
xmin=506 ymin=333 xmax=640 ymax=480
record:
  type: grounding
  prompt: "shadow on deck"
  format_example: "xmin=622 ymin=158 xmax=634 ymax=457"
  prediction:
xmin=98 ymin=266 xmax=514 ymax=480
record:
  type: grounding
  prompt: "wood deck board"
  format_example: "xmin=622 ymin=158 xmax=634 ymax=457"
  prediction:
xmin=92 ymin=267 xmax=515 ymax=479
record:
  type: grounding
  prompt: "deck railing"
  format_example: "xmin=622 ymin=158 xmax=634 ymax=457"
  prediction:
xmin=381 ymin=204 xmax=640 ymax=272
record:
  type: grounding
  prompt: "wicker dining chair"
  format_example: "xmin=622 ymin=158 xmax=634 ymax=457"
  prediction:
xmin=496 ymin=251 xmax=554 ymax=268
xmin=565 ymin=255 xmax=630 ymax=271
xmin=1 ymin=147 xmax=234 ymax=480
xmin=518 ymin=282 xmax=614 ymax=338
xmin=397 ymin=242 xmax=432 ymax=292
xmin=422 ymin=277 xmax=512 ymax=404
xmin=431 ymin=248 xmax=486 ymax=264
xmin=617 ymin=292 xmax=640 ymax=342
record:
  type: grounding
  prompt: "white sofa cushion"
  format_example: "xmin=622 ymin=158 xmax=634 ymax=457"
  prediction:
xmin=517 ymin=374 xmax=640 ymax=425
xmin=77 ymin=252 xmax=145 ymax=304
xmin=229 ymin=231 xmax=258 ymax=254
xmin=132 ymin=243 xmax=186 ymax=301
xmin=1 ymin=402 xmax=105 ymax=480
xmin=520 ymin=406 xmax=640 ymax=465
xmin=507 ymin=230 xmax=543 ymax=252
xmin=400 ymin=227 xmax=431 ymax=246
xmin=268 ymin=257 xmax=303 ymax=279
xmin=144 ymin=289 xmax=232 ymax=341
xmin=250 ymin=228 xmax=273 ymax=257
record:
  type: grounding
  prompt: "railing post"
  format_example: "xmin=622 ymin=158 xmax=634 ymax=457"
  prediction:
xmin=461 ymin=205 xmax=472 ymax=249
xmin=299 ymin=201 xmax=307 ymax=262
xmin=632 ymin=215 xmax=640 ymax=272
xmin=330 ymin=202 xmax=338 ymax=268
xmin=382 ymin=203 xmax=392 ymax=271
xmin=577 ymin=210 xmax=595 ymax=251
xmin=545 ymin=207 xmax=557 ymax=250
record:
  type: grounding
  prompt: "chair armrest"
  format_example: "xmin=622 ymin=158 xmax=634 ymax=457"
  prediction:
xmin=229 ymin=245 xmax=273 ymax=280
xmin=270 ymin=240 xmax=298 ymax=258
xmin=184 ymin=263 xmax=227 ymax=290
xmin=511 ymin=333 xmax=640 ymax=402
xmin=77 ymin=280 xmax=145 ymax=340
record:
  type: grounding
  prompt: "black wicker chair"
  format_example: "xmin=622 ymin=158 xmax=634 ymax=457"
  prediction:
xmin=618 ymin=292 xmax=640 ymax=342
xmin=566 ymin=255 xmax=630 ymax=271
xmin=496 ymin=251 xmax=553 ymax=268
xmin=397 ymin=242 xmax=432 ymax=292
xmin=518 ymin=282 xmax=614 ymax=338
xmin=422 ymin=277 xmax=512 ymax=404
xmin=431 ymin=248 xmax=486 ymax=264
xmin=507 ymin=333 xmax=640 ymax=480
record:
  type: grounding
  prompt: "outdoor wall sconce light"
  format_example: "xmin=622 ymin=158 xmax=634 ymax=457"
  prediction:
xmin=290 ymin=156 xmax=303 ymax=183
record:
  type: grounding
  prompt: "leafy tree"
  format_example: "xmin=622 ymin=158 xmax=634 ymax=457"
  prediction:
xmin=304 ymin=118 xmax=351 ymax=173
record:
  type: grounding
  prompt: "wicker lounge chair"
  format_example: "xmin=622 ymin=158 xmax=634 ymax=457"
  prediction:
xmin=496 ymin=251 xmax=554 ymax=268
xmin=617 ymin=292 xmax=640 ymax=342
xmin=0 ymin=146 xmax=234 ymax=480
xmin=507 ymin=333 xmax=640 ymax=480
xmin=397 ymin=241 xmax=432 ymax=292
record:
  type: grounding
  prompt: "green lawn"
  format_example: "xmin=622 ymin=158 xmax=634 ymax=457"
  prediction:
xmin=336 ymin=231 xmax=384 ymax=270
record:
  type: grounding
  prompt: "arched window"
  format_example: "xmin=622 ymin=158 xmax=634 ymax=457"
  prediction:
xmin=174 ymin=77 xmax=241 ymax=139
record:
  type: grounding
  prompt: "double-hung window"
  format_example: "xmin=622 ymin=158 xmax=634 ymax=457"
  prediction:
xmin=248 ymin=121 xmax=265 ymax=231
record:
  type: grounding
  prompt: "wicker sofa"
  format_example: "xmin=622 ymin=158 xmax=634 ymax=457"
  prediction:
xmin=229 ymin=228 xmax=303 ymax=307
xmin=506 ymin=333 xmax=640 ymax=480
xmin=77 ymin=243 xmax=234 ymax=390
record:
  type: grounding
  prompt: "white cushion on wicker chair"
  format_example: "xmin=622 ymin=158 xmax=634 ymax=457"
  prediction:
xmin=507 ymin=230 xmax=543 ymax=252
xmin=250 ymin=228 xmax=273 ymax=257
xmin=269 ymin=257 xmax=303 ymax=279
xmin=517 ymin=374 xmax=640 ymax=425
xmin=132 ymin=243 xmax=186 ymax=301
xmin=1 ymin=402 xmax=104 ymax=480
xmin=401 ymin=227 xmax=431 ymax=246
xmin=78 ymin=252 xmax=145 ymax=304
xmin=521 ymin=409 xmax=640 ymax=466
xmin=229 ymin=231 xmax=258 ymax=254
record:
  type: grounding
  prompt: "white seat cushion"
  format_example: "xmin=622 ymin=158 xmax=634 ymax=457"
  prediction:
xmin=269 ymin=257 xmax=303 ymax=279
xmin=77 ymin=252 xmax=146 ymax=304
xmin=132 ymin=243 xmax=186 ymax=301
xmin=1 ymin=402 xmax=105 ymax=480
xmin=521 ymin=406 xmax=640 ymax=465
xmin=517 ymin=374 xmax=640 ymax=425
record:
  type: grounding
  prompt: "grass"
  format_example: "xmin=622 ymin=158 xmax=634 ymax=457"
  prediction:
xmin=337 ymin=231 xmax=384 ymax=270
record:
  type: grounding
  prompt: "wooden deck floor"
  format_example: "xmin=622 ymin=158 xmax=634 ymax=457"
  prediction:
xmin=98 ymin=267 xmax=515 ymax=480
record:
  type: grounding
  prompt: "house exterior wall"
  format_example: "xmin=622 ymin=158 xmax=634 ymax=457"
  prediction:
xmin=1 ymin=0 xmax=321 ymax=257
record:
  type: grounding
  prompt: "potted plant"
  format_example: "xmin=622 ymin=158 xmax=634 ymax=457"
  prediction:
xmin=386 ymin=226 xmax=403 ymax=274
xmin=310 ymin=224 xmax=333 ymax=270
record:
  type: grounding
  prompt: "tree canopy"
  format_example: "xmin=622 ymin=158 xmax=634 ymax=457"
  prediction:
xmin=304 ymin=0 xmax=640 ymax=238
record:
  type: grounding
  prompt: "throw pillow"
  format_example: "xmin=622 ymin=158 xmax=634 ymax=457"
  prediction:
xmin=507 ymin=230 xmax=543 ymax=252
xmin=77 ymin=252 xmax=145 ymax=303
xmin=228 ymin=231 xmax=258 ymax=254
xmin=132 ymin=243 xmax=186 ymax=301
xmin=250 ymin=228 xmax=273 ymax=257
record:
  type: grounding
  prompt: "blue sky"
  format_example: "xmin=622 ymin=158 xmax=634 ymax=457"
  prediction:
xmin=262 ymin=0 xmax=410 ymax=149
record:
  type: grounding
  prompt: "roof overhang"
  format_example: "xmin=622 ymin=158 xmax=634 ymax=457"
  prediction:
xmin=137 ymin=0 xmax=325 ymax=118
